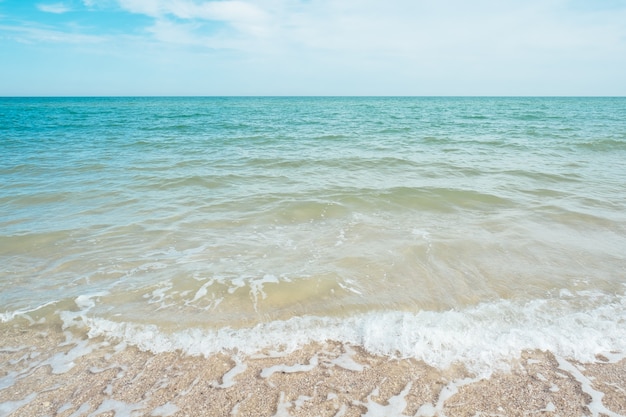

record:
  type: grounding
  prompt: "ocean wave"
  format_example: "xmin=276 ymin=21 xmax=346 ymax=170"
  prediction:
xmin=59 ymin=290 xmax=626 ymax=374
xmin=575 ymin=138 xmax=626 ymax=152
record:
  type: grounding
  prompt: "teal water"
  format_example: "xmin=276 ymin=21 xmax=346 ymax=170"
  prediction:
xmin=1 ymin=97 xmax=626 ymax=366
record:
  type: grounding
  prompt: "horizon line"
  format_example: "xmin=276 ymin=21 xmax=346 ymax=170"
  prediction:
xmin=2 ymin=95 xmax=625 ymax=99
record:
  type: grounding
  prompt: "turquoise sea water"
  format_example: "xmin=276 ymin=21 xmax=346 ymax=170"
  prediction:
xmin=1 ymin=97 xmax=626 ymax=368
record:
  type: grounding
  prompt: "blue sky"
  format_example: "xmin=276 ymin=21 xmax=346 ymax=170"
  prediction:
xmin=1 ymin=0 xmax=625 ymax=96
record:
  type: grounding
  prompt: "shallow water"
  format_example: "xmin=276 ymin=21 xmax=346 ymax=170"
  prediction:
xmin=1 ymin=96 xmax=626 ymax=370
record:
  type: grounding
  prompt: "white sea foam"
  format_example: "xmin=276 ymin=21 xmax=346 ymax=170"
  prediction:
xmin=261 ymin=356 xmax=319 ymax=378
xmin=56 ymin=402 xmax=73 ymax=414
xmin=327 ymin=346 xmax=367 ymax=372
xmin=61 ymin=290 xmax=626 ymax=374
xmin=248 ymin=274 xmax=280 ymax=310
xmin=0 ymin=393 xmax=37 ymax=417
xmin=272 ymin=392 xmax=292 ymax=417
xmin=0 ymin=371 xmax=19 ymax=392
xmin=214 ymin=356 xmax=247 ymax=388
xmin=67 ymin=403 xmax=90 ymax=417
xmin=87 ymin=398 xmax=144 ymax=417
xmin=555 ymin=356 xmax=623 ymax=417
xmin=75 ymin=292 xmax=109 ymax=310
xmin=41 ymin=331 xmax=105 ymax=374
xmin=415 ymin=376 xmax=483 ymax=417
xmin=150 ymin=402 xmax=180 ymax=417
xmin=356 ymin=383 xmax=413 ymax=417
xmin=0 ymin=301 xmax=57 ymax=323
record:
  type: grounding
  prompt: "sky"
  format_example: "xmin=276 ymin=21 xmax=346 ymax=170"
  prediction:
xmin=1 ymin=0 xmax=625 ymax=96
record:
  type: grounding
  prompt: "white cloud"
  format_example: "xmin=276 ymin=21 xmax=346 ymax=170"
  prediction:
xmin=176 ymin=0 xmax=266 ymax=22
xmin=100 ymin=0 xmax=626 ymax=94
xmin=147 ymin=19 xmax=203 ymax=45
xmin=117 ymin=0 xmax=267 ymax=22
xmin=5 ymin=0 xmax=626 ymax=95
xmin=17 ymin=0 xmax=626 ymax=70
xmin=37 ymin=2 xmax=71 ymax=13
xmin=112 ymin=0 xmax=626 ymax=59
xmin=0 ymin=24 xmax=106 ymax=44
xmin=117 ymin=0 xmax=162 ymax=16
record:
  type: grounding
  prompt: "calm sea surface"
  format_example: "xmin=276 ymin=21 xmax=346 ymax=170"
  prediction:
xmin=1 ymin=97 xmax=626 ymax=367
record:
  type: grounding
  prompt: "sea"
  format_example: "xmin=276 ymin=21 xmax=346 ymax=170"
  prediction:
xmin=1 ymin=96 xmax=626 ymax=416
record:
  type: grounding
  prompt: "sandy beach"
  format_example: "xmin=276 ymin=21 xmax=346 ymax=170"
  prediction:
xmin=2 ymin=322 xmax=625 ymax=417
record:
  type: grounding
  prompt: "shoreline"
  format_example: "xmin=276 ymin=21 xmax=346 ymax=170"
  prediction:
xmin=1 ymin=324 xmax=625 ymax=416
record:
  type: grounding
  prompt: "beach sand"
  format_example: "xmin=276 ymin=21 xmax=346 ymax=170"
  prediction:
xmin=1 ymin=323 xmax=625 ymax=417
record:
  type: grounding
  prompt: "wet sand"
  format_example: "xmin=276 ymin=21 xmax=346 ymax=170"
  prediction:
xmin=1 ymin=323 xmax=625 ymax=417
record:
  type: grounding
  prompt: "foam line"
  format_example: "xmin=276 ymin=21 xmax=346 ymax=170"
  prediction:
xmin=272 ymin=392 xmax=292 ymax=417
xmin=555 ymin=356 xmax=623 ymax=417
xmin=327 ymin=346 xmax=367 ymax=372
xmin=67 ymin=403 xmax=90 ymax=417
xmin=0 ymin=393 xmax=37 ymax=417
xmin=44 ymin=338 xmax=96 ymax=374
xmin=87 ymin=399 xmax=144 ymax=417
xmin=355 ymin=382 xmax=413 ymax=417
xmin=71 ymin=291 xmax=626 ymax=374
xmin=215 ymin=357 xmax=247 ymax=388
xmin=150 ymin=402 xmax=180 ymax=417
xmin=0 ymin=301 xmax=57 ymax=323
xmin=261 ymin=356 xmax=319 ymax=378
